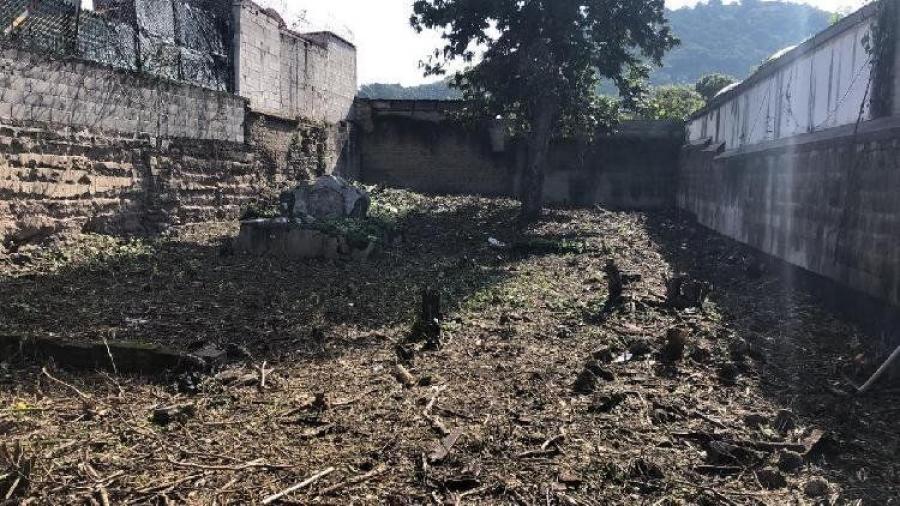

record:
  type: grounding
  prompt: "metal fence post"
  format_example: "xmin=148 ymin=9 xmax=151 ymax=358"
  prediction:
xmin=172 ymin=0 xmax=183 ymax=81
xmin=133 ymin=1 xmax=142 ymax=72
xmin=72 ymin=0 xmax=81 ymax=56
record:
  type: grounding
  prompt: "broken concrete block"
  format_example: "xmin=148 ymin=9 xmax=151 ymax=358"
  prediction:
xmin=281 ymin=175 xmax=371 ymax=221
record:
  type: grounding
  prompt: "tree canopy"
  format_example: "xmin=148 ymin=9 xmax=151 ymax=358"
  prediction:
xmin=644 ymin=85 xmax=705 ymax=121
xmin=694 ymin=73 xmax=737 ymax=102
xmin=411 ymin=0 xmax=677 ymax=218
xmin=363 ymin=1 xmax=830 ymax=101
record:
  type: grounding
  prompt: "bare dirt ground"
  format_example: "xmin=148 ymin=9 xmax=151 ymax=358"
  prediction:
xmin=1 ymin=189 xmax=898 ymax=505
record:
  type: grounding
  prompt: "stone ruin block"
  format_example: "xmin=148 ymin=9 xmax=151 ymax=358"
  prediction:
xmin=235 ymin=176 xmax=378 ymax=261
xmin=280 ymin=175 xmax=370 ymax=222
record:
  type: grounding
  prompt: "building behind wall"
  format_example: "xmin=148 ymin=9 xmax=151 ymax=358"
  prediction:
xmin=0 ymin=0 xmax=359 ymax=251
xmin=232 ymin=1 xmax=357 ymax=124
xmin=680 ymin=0 xmax=900 ymax=311
xmin=231 ymin=0 xmax=358 ymax=178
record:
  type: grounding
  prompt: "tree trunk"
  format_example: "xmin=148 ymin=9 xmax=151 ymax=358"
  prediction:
xmin=520 ymin=97 xmax=556 ymax=221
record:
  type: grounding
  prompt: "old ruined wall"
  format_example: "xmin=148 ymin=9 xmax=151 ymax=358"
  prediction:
xmin=246 ymin=112 xmax=356 ymax=185
xmin=231 ymin=2 xmax=358 ymax=180
xmin=679 ymin=117 xmax=900 ymax=308
xmin=0 ymin=48 xmax=285 ymax=253
xmin=0 ymin=123 xmax=269 ymax=252
xmin=357 ymin=100 xmax=516 ymax=197
xmin=543 ymin=122 xmax=683 ymax=209
xmin=357 ymin=99 xmax=683 ymax=209
xmin=233 ymin=1 xmax=357 ymax=124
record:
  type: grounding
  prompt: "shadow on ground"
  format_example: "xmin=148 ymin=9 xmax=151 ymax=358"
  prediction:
xmin=644 ymin=210 xmax=900 ymax=505
xmin=0 ymin=193 xmax=539 ymax=366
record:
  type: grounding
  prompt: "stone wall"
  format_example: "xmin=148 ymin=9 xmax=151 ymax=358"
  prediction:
xmin=0 ymin=47 xmax=245 ymax=143
xmin=357 ymin=99 xmax=683 ymax=209
xmin=233 ymin=1 xmax=357 ymax=124
xmin=0 ymin=41 xmax=366 ymax=253
xmin=678 ymin=116 xmax=900 ymax=308
xmin=246 ymin=112 xmax=357 ymax=183
xmin=0 ymin=122 xmax=271 ymax=253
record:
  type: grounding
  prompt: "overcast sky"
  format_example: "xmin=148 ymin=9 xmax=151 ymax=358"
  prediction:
xmin=83 ymin=0 xmax=870 ymax=85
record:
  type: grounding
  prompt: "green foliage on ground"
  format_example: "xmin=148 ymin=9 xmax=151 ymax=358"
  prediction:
xmin=510 ymin=238 xmax=588 ymax=257
xmin=309 ymin=189 xmax=410 ymax=248
xmin=311 ymin=216 xmax=391 ymax=249
xmin=240 ymin=202 xmax=281 ymax=221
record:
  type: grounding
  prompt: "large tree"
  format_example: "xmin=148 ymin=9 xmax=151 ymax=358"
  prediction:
xmin=411 ymin=0 xmax=677 ymax=219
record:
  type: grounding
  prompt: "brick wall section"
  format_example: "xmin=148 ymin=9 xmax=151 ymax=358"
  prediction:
xmin=0 ymin=48 xmax=246 ymax=143
xmin=234 ymin=1 xmax=357 ymax=124
xmin=357 ymin=99 xmax=683 ymax=209
xmin=678 ymin=117 xmax=900 ymax=307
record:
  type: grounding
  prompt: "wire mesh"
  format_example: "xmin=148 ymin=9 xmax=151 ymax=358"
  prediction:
xmin=0 ymin=0 xmax=232 ymax=91
xmin=1 ymin=0 xmax=79 ymax=55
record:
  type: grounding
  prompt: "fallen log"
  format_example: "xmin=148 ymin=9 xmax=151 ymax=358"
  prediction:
xmin=2 ymin=335 xmax=206 ymax=374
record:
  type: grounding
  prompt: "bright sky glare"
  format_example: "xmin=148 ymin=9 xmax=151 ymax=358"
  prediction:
xmin=82 ymin=0 xmax=871 ymax=86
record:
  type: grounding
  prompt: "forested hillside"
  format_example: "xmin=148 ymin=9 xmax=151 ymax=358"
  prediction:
xmin=359 ymin=0 xmax=832 ymax=100
xmin=658 ymin=0 xmax=831 ymax=84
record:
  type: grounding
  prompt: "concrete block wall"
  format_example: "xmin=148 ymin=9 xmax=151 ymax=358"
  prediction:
xmin=678 ymin=117 xmax=900 ymax=308
xmin=0 ymin=48 xmax=246 ymax=143
xmin=234 ymin=1 xmax=357 ymax=125
xmin=357 ymin=100 xmax=516 ymax=197
xmin=357 ymin=99 xmax=683 ymax=209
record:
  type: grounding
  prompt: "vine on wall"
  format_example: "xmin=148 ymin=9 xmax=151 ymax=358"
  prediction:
xmin=867 ymin=0 xmax=897 ymax=118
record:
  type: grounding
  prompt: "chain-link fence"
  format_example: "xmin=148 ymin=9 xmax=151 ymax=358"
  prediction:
xmin=0 ymin=0 xmax=232 ymax=91
xmin=1 ymin=0 xmax=79 ymax=54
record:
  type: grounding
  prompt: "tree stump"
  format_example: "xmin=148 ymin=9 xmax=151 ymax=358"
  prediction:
xmin=417 ymin=285 xmax=443 ymax=349
xmin=665 ymin=274 xmax=712 ymax=310
xmin=604 ymin=260 xmax=624 ymax=305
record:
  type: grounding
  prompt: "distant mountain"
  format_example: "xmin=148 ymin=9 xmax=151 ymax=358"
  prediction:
xmin=658 ymin=0 xmax=831 ymax=85
xmin=358 ymin=81 xmax=463 ymax=100
xmin=358 ymin=0 xmax=833 ymax=100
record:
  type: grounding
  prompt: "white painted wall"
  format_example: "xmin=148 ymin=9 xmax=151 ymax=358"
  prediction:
xmin=687 ymin=10 xmax=876 ymax=148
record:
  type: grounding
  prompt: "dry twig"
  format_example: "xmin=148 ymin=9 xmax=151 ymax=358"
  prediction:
xmin=261 ymin=467 xmax=336 ymax=505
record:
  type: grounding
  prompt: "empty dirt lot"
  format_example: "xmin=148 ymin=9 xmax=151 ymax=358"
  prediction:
xmin=1 ymin=189 xmax=898 ymax=505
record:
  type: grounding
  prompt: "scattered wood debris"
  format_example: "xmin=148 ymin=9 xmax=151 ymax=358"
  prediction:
xmin=0 ymin=190 xmax=896 ymax=503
